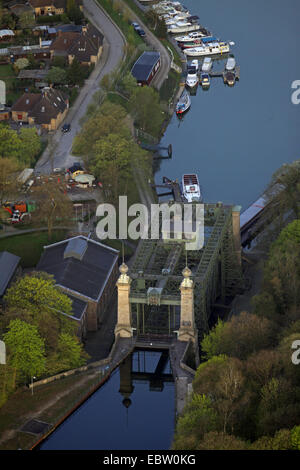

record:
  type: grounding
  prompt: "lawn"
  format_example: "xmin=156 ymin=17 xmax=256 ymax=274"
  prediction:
xmin=0 ymin=64 xmax=21 ymax=105
xmin=0 ymin=229 xmax=68 ymax=268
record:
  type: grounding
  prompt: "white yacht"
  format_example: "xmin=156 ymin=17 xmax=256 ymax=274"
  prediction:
xmin=175 ymin=31 xmax=207 ymax=42
xmin=168 ymin=21 xmax=201 ymax=34
xmin=182 ymin=174 xmax=202 ymax=203
xmin=184 ymin=42 xmax=230 ymax=57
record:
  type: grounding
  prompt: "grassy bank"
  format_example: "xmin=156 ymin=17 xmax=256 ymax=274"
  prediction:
xmin=0 ymin=229 xmax=68 ymax=268
xmin=0 ymin=369 xmax=102 ymax=450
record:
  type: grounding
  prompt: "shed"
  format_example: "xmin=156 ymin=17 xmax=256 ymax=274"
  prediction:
xmin=131 ymin=51 xmax=161 ymax=86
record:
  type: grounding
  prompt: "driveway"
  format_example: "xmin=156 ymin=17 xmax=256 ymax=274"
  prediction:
xmin=35 ymin=0 xmax=126 ymax=175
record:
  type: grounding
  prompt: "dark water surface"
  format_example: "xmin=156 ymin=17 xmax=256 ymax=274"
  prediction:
xmin=40 ymin=351 xmax=175 ymax=450
xmin=156 ymin=0 xmax=300 ymax=210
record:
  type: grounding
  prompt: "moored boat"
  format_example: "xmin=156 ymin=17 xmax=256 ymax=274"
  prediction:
xmin=225 ymin=56 xmax=236 ymax=70
xmin=182 ymin=174 xmax=202 ymax=202
xmin=183 ymin=42 xmax=230 ymax=57
xmin=200 ymin=72 xmax=210 ymax=89
xmin=168 ymin=21 xmax=201 ymax=34
xmin=176 ymin=90 xmax=191 ymax=114
xmin=202 ymin=57 xmax=212 ymax=72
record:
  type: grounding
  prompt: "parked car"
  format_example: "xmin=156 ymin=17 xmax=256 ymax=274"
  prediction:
xmin=62 ymin=123 xmax=71 ymax=133
xmin=136 ymin=27 xmax=146 ymax=37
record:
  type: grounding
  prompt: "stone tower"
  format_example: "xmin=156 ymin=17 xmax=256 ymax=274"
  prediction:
xmin=178 ymin=266 xmax=198 ymax=343
xmin=115 ymin=262 xmax=133 ymax=338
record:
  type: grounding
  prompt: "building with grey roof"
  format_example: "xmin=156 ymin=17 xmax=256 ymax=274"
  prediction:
xmin=37 ymin=236 xmax=119 ymax=336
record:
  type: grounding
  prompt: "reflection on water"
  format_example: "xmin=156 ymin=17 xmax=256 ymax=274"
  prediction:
xmin=40 ymin=350 xmax=175 ymax=450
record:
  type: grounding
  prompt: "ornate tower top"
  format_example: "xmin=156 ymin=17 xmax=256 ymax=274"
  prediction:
xmin=181 ymin=265 xmax=193 ymax=288
xmin=118 ymin=262 xmax=131 ymax=284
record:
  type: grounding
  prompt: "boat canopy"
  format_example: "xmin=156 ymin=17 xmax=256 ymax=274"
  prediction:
xmin=201 ymin=36 xmax=218 ymax=43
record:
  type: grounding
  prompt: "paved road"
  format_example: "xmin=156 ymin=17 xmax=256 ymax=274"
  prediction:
xmin=35 ymin=0 xmax=126 ymax=175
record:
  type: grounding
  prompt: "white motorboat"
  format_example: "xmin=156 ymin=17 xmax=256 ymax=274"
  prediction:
xmin=176 ymin=90 xmax=191 ymax=114
xmin=202 ymin=57 xmax=212 ymax=72
xmin=184 ymin=42 xmax=230 ymax=57
xmin=168 ymin=21 xmax=201 ymax=34
xmin=175 ymin=31 xmax=207 ymax=42
xmin=182 ymin=174 xmax=202 ymax=202
xmin=185 ymin=60 xmax=199 ymax=87
xmin=225 ymin=56 xmax=236 ymax=70
xmin=186 ymin=71 xmax=199 ymax=88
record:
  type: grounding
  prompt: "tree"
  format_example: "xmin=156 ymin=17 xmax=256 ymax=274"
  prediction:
xmin=19 ymin=127 xmax=41 ymax=165
xmin=129 ymin=87 xmax=164 ymax=137
xmin=3 ymin=319 xmax=46 ymax=382
xmin=31 ymin=179 xmax=73 ymax=239
xmin=56 ymin=333 xmax=88 ymax=369
xmin=67 ymin=58 xmax=85 ymax=86
xmin=4 ymin=272 xmax=73 ymax=319
xmin=172 ymin=394 xmax=218 ymax=449
xmin=120 ymin=72 xmax=137 ymax=97
xmin=264 ymin=160 xmax=300 ymax=225
xmin=72 ymin=102 xmax=128 ymax=159
xmin=91 ymin=133 xmax=131 ymax=202
xmin=66 ymin=0 xmax=83 ymax=23
xmin=197 ymin=432 xmax=248 ymax=450
xmin=15 ymin=58 xmax=29 ymax=71
xmin=0 ymin=126 xmax=22 ymax=159
xmin=0 ymin=157 xmax=22 ymax=207
xmin=47 ymin=66 xmax=67 ymax=86
xmin=18 ymin=11 xmax=35 ymax=29
xmin=201 ymin=312 xmax=275 ymax=360
xmin=193 ymin=356 xmax=249 ymax=435
xmin=253 ymin=220 xmax=300 ymax=323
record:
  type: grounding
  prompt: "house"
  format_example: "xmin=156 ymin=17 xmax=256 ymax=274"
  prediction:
xmin=37 ymin=236 xmax=119 ymax=338
xmin=28 ymin=0 xmax=83 ymax=16
xmin=11 ymin=87 xmax=69 ymax=130
xmin=68 ymin=24 xmax=103 ymax=66
xmin=50 ymin=24 xmax=103 ymax=66
xmin=131 ymin=51 xmax=161 ymax=86
xmin=0 ymin=251 xmax=21 ymax=302
xmin=7 ymin=1 xmax=35 ymax=18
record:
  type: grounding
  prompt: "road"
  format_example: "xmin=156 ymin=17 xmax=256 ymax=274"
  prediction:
xmin=35 ymin=0 xmax=126 ymax=175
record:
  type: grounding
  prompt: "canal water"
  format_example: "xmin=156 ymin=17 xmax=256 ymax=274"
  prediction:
xmin=40 ymin=351 xmax=175 ymax=450
xmin=41 ymin=1 xmax=300 ymax=450
xmin=156 ymin=0 xmax=300 ymax=210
